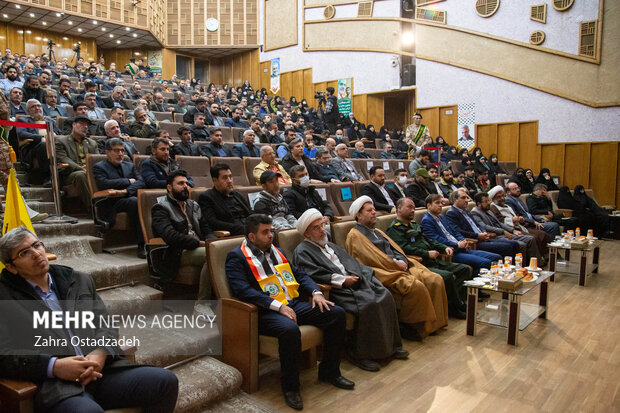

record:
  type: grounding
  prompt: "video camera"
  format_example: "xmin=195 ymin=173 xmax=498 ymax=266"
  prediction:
xmin=314 ymin=91 xmax=326 ymax=104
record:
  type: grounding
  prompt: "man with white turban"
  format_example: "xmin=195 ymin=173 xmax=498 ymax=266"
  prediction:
xmin=345 ymin=196 xmax=449 ymax=339
xmin=293 ymin=209 xmax=409 ymax=372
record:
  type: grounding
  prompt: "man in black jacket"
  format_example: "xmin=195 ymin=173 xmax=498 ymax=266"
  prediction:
xmin=405 ymin=168 xmax=433 ymax=207
xmin=152 ymin=169 xmax=215 ymax=297
xmin=93 ymin=138 xmax=146 ymax=257
xmin=284 ymin=165 xmax=334 ymax=220
xmin=183 ymin=97 xmax=208 ymax=124
xmin=0 ymin=227 xmax=178 ymax=413
xmin=200 ymin=128 xmax=232 ymax=158
xmin=189 ymin=113 xmax=210 ymax=142
xmin=199 ymin=163 xmax=252 ymax=236
xmin=361 ymin=166 xmax=396 ymax=214
xmin=172 ymin=126 xmax=200 ymax=157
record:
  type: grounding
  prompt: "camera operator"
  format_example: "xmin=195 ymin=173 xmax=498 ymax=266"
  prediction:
xmin=319 ymin=87 xmax=339 ymax=134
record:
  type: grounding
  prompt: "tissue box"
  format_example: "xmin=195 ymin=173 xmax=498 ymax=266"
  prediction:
xmin=570 ymin=238 xmax=589 ymax=250
xmin=498 ymin=275 xmax=523 ymax=291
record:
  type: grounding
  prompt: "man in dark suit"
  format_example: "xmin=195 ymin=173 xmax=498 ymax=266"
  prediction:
xmin=232 ymin=130 xmax=260 ymax=158
xmin=361 ymin=166 xmax=395 ymax=214
xmin=189 ymin=113 xmax=210 ymax=142
xmin=225 ymin=214 xmax=352 ymax=410
xmin=0 ymin=227 xmax=178 ymax=412
xmin=405 ymin=168 xmax=433 ymax=207
xmin=445 ymin=189 xmax=519 ymax=258
xmin=172 ymin=126 xmax=200 ymax=157
xmin=42 ymin=89 xmax=68 ymax=118
xmin=93 ymin=137 xmax=146 ymax=257
xmin=199 ymin=163 xmax=252 ymax=236
xmin=314 ymin=148 xmax=341 ymax=182
xmin=141 ymin=137 xmax=194 ymax=188
xmin=182 ymin=97 xmax=207 ymax=124
xmin=200 ymin=128 xmax=232 ymax=158
xmin=8 ymin=87 xmax=26 ymax=117
xmin=283 ymin=165 xmax=335 ymax=220
xmin=102 ymin=86 xmax=130 ymax=109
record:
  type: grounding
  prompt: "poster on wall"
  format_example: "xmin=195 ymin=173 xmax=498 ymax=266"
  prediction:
xmin=457 ymin=103 xmax=476 ymax=149
xmin=337 ymin=78 xmax=352 ymax=116
xmin=147 ymin=50 xmax=163 ymax=74
xmin=270 ymin=58 xmax=281 ymax=94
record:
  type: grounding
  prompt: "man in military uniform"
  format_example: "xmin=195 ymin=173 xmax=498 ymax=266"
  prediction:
xmin=386 ymin=197 xmax=472 ymax=319
xmin=404 ymin=112 xmax=432 ymax=159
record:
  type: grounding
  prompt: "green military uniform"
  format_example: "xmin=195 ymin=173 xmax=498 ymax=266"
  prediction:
xmin=386 ymin=218 xmax=473 ymax=314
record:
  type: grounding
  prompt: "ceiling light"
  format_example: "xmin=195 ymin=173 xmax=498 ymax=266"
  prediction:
xmin=56 ymin=13 xmax=62 ymax=17
xmin=401 ymin=31 xmax=414 ymax=47
xmin=26 ymin=30 xmax=32 ymax=34
xmin=17 ymin=30 xmax=23 ymax=34
xmin=92 ymin=20 xmax=98 ymax=24
xmin=43 ymin=37 xmax=48 ymax=41
xmin=109 ymin=34 xmax=114 ymax=38
xmin=63 ymin=36 xmax=68 ymax=40
xmin=125 ymin=27 xmax=131 ymax=31
xmin=116 ymin=40 xmax=121 ymax=44
xmin=77 ymin=28 xmax=83 ymax=32
xmin=15 ymin=4 xmax=21 ymax=9
xmin=42 ymin=21 xmax=47 ymax=26
xmin=29 ymin=13 xmax=35 ymax=18
xmin=2 ymin=14 xmax=8 ymax=18
xmin=134 ymin=52 xmax=141 ymax=56
xmin=35 ymin=36 xmax=41 ymax=40
xmin=68 ymin=21 xmax=73 ymax=25
xmin=132 ymin=33 xmax=138 ymax=37
xmin=101 ymin=27 xmax=106 ymax=31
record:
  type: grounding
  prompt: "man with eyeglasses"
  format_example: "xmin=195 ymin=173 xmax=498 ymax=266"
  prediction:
xmin=0 ymin=226 xmax=179 ymax=412
xmin=93 ymin=138 xmax=146 ymax=258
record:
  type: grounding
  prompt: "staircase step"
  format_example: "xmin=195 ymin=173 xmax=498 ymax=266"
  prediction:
xmin=170 ymin=357 xmax=242 ymax=413
xmin=98 ymin=283 xmax=163 ymax=315
xmin=41 ymin=234 xmax=103 ymax=254
xmin=0 ymin=186 xmax=56 ymax=202
xmin=33 ymin=218 xmax=97 ymax=237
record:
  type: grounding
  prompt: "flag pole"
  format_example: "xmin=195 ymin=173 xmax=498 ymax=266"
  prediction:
xmin=44 ymin=120 xmax=78 ymax=224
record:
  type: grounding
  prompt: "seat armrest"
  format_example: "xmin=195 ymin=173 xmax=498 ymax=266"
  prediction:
xmin=316 ymin=283 xmax=331 ymax=300
xmin=148 ymin=237 xmax=166 ymax=245
xmin=214 ymin=231 xmax=231 ymax=238
xmin=0 ymin=377 xmax=38 ymax=413
xmin=92 ymin=189 xmax=126 ymax=199
xmin=555 ymin=208 xmax=573 ymax=217
xmin=222 ymin=297 xmax=258 ymax=313
xmin=333 ymin=216 xmax=353 ymax=222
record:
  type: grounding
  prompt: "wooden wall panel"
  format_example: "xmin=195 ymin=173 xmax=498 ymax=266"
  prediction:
xmin=292 ymin=70 xmax=304 ymax=102
xmin=438 ymin=105 xmax=458 ymax=145
xmin=563 ymin=144 xmax=591 ymax=189
xmin=418 ymin=107 xmax=439 ymax=139
xmin=540 ymin=144 xmax=565 ymax=183
xmin=518 ymin=121 xmax=540 ymax=170
xmin=589 ymin=143 xmax=619 ymax=206
xmin=497 ymin=123 xmax=519 ymax=163
xmin=476 ymin=124 xmax=498 ymax=156
xmin=303 ymin=69 xmax=314 ymax=106
xmin=260 ymin=61 xmax=270 ymax=92
xmin=352 ymin=94 xmax=367 ymax=129
xmin=366 ymin=95 xmax=384 ymax=130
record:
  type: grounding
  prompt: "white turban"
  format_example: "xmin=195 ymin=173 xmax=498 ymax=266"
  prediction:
xmin=297 ymin=208 xmax=323 ymax=236
xmin=349 ymin=195 xmax=373 ymax=216
xmin=487 ymin=185 xmax=505 ymax=200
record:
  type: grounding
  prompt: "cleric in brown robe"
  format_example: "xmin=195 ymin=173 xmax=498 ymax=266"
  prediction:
xmin=292 ymin=209 xmax=409 ymax=372
xmin=345 ymin=196 xmax=449 ymax=339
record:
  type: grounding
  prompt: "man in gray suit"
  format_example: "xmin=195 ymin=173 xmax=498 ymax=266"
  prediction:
xmin=329 ymin=143 xmax=363 ymax=181
xmin=55 ymin=115 xmax=99 ymax=214
xmin=42 ymin=89 xmax=68 ymax=118
xmin=470 ymin=191 xmax=542 ymax=262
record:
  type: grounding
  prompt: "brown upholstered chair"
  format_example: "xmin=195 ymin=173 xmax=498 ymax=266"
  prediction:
xmin=209 ymin=157 xmax=250 ymax=186
xmin=313 ymin=184 xmax=339 ymax=217
xmin=176 ymin=156 xmax=214 ymax=188
xmin=158 ymin=122 xmax=182 ymax=137
xmin=152 ymin=111 xmax=173 ymax=122
xmin=231 ymin=127 xmax=245 ymax=142
xmin=330 ymin=182 xmax=357 ymax=216
xmin=206 ymin=237 xmax=323 ymax=393
xmin=133 ymin=154 xmax=149 ymax=172
xmin=330 ymin=220 xmax=357 ymax=250
xmin=376 ymin=214 xmax=397 ymax=232
xmin=209 ymin=126 xmax=233 ymax=142
xmin=499 ymin=161 xmax=517 ymax=175
xmin=243 ymin=157 xmax=262 ymax=186
xmin=352 ymin=159 xmax=373 ymax=180
xmin=129 ymin=137 xmax=152 ymax=155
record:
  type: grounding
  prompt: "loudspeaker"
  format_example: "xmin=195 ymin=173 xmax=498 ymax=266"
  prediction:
xmin=401 ymin=63 xmax=415 ymax=87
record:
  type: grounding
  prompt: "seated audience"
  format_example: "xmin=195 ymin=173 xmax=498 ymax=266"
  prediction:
xmin=224 ymin=107 xmax=246 ymax=128
xmin=421 ymin=194 xmax=501 ymax=275
xmin=556 ymin=186 xmax=605 ymax=236
xmin=152 ymin=169 xmax=215 ymax=298
xmin=201 ymin=128 xmax=232 ymax=158
xmin=199 ymin=163 xmax=252 ymax=235
xmin=303 ymin=134 xmax=317 ymax=158
xmin=535 ymin=168 xmax=558 ymax=191
xmin=408 ymin=149 xmax=430 ymax=177
xmin=129 ymin=108 xmax=159 ymax=139
xmin=445 ymin=189 xmax=520 ymax=258
xmin=276 ymin=129 xmax=298 ymax=158
xmin=55 ymin=115 xmax=99 ymax=213
xmin=284 ymin=165 xmax=334 ymax=220
xmin=463 ymin=166 xmax=479 ymax=197
xmin=488 ymin=154 xmax=506 ymax=179
xmin=572 ymin=185 xmax=610 ymax=236
xmin=141 ymin=137 xmax=194 ymax=188
xmin=225 ymin=214 xmax=353 ymax=410
xmin=387 ymin=168 xmax=409 ymax=204
xmin=362 ymin=166 xmax=396 ymax=214
xmin=253 ymin=171 xmax=297 ymax=230
xmin=345 ymin=196 xmax=448 ymax=339
xmin=406 ymin=168 xmax=434 ymax=207
xmin=511 ymin=168 xmax=532 ymax=194
xmin=172 ymin=126 xmax=200 ymax=157
xmin=282 ymin=138 xmax=330 ymax=184
xmin=293 ymin=208 xmax=409 ymax=372
xmin=232 ymin=129 xmax=260 ymax=158
xmin=253 ymin=145 xmax=291 ymax=186
xmin=189 ymin=113 xmax=210 ymax=141
xmin=504 ymin=181 xmax=560 ymax=239
xmin=8 ymin=87 xmax=26 ymax=117
xmin=386 ymin=197 xmax=472 ymax=319
xmin=93 ymin=138 xmax=146 ymax=257
xmin=351 ymin=141 xmax=371 ymax=159
xmin=526 ymin=183 xmax=571 ymax=227
xmin=0 ymin=227 xmax=179 ymax=413
xmin=41 ymin=89 xmax=67 ymax=118
xmin=314 ymin=148 xmax=341 ymax=182
xmin=21 ymin=76 xmax=45 ymax=102
xmin=380 ymin=142 xmax=396 ymax=159
xmin=438 ymin=168 xmax=460 ymax=198
xmin=98 ymin=119 xmax=139 ymax=159
xmin=330 ymin=143 xmax=363 ymax=181
xmin=83 ymin=92 xmax=106 ymax=120
xmin=183 ymin=97 xmax=207 ymax=124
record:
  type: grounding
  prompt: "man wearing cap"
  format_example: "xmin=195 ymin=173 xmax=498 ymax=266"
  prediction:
xmin=404 ymin=113 xmax=432 ymax=159
xmin=386 ymin=197 xmax=472 ymax=319
xmin=253 ymin=171 xmax=297 ymax=230
xmin=345 ymin=196 xmax=449 ymax=339
xmin=55 ymin=115 xmax=99 ymax=213
xmin=293 ymin=208 xmax=409 ymax=372
xmin=225 ymin=214 xmax=353 ymax=410
xmin=406 ymin=168 xmax=434 ymax=207
xmin=253 ymin=145 xmax=290 ymax=186
xmin=232 ymin=130 xmax=260 ymax=158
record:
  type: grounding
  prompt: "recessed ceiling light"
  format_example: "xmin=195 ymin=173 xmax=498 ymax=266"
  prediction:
xmin=68 ymin=21 xmax=73 ymax=25
xmin=43 ymin=38 xmax=48 ymax=41
xmin=125 ymin=27 xmax=131 ymax=31
xmin=134 ymin=52 xmax=141 ymax=56
xmin=63 ymin=36 xmax=68 ymax=40
xmin=42 ymin=21 xmax=47 ymax=26
xmin=116 ymin=40 xmax=121 ymax=44
xmin=109 ymin=34 xmax=114 ymax=38
xmin=35 ymin=36 xmax=41 ymax=40
xmin=56 ymin=12 xmax=62 ymax=17
xmin=132 ymin=33 xmax=138 ymax=37
xmin=101 ymin=27 xmax=106 ymax=31
xmin=26 ymin=30 xmax=32 ymax=34
xmin=92 ymin=20 xmax=98 ymax=25
xmin=77 ymin=28 xmax=83 ymax=32
xmin=29 ymin=13 xmax=35 ymax=18
xmin=2 ymin=14 xmax=8 ymax=18
xmin=15 ymin=4 xmax=21 ymax=9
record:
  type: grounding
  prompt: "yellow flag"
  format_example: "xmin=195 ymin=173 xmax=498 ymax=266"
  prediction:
xmin=2 ymin=168 xmax=34 ymax=235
